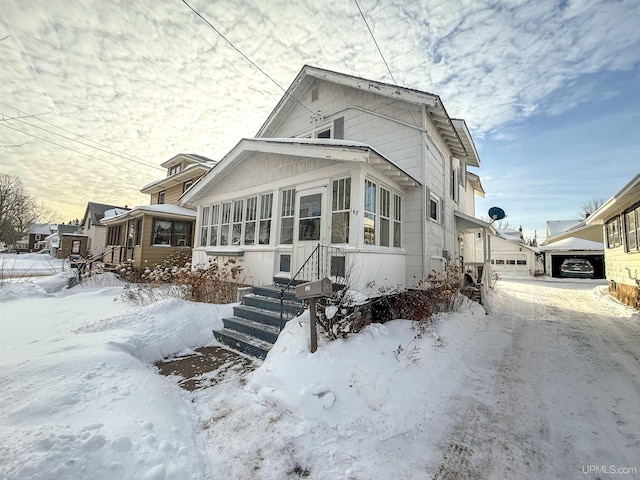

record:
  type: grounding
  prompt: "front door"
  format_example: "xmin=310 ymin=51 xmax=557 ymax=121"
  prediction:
xmin=292 ymin=188 xmax=326 ymax=279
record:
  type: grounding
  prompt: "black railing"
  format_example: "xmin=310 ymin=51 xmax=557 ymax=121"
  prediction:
xmin=278 ymin=244 xmax=348 ymax=330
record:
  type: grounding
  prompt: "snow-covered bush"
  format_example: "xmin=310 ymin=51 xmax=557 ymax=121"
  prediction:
xmin=319 ymin=266 xmax=469 ymax=339
xmin=117 ymin=254 xmax=245 ymax=305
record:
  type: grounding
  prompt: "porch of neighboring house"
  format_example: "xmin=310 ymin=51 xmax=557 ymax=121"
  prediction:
xmin=100 ymin=205 xmax=196 ymax=270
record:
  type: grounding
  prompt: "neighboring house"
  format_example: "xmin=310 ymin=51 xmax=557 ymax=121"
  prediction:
xmin=475 ymin=228 xmax=541 ymax=277
xmin=586 ymin=174 xmax=640 ymax=308
xmin=181 ymin=65 xmax=491 ymax=295
xmin=20 ymin=224 xmax=53 ymax=252
xmin=539 ymin=220 xmax=605 ymax=278
xmin=141 ymin=153 xmax=216 ymax=206
xmin=100 ymin=154 xmax=215 ymax=268
xmin=45 ymin=224 xmax=81 ymax=257
xmin=80 ymin=202 xmax=129 ymax=256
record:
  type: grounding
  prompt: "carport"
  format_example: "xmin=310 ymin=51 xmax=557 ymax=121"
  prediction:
xmin=539 ymin=238 xmax=605 ymax=279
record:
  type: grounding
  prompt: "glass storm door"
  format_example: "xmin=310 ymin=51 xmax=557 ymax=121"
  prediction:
xmin=293 ymin=188 xmax=325 ymax=278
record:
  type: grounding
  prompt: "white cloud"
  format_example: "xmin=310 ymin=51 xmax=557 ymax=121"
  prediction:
xmin=0 ymin=0 xmax=638 ymax=220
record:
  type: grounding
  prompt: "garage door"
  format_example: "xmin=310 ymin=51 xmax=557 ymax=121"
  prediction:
xmin=492 ymin=255 xmax=530 ymax=277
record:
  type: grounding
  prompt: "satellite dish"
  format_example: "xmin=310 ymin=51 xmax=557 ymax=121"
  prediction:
xmin=488 ymin=207 xmax=506 ymax=221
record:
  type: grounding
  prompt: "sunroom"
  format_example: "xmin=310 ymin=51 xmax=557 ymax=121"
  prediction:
xmin=181 ymin=139 xmax=422 ymax=293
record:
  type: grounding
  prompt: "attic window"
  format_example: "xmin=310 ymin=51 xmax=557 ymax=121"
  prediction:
xmin=311 ymin=87 xmax=319 ymax=102
xmin=169 ymin=164 xmax=181 ymax=176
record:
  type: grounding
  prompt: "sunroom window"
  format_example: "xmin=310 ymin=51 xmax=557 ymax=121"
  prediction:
xmin=259 ymin=193 xmax=273 ymax=245
xmin=232 ymin=200 xmax=243 ymax=246
xmin=200 ymin=206 xmax=210 ymax=247
xmin=364 ymin=179 xmax=376 ymax=245
xmin=244 ymin=196 xmax=257 ymax=245
xmin=280 ymin=189 xmax=295 ymax=244
xmin=220 ymin=202 xmax=231 ymax=246
xmin=331 ymin=178 xmax=350 ymax=244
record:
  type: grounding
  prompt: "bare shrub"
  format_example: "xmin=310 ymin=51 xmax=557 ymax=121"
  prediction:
xmin=114 ymin=253 xmax=245 ymax=305
xmin=175 ymin=258 xmax=245 ymax=304
xmin=319 ymin=266 xmax=468 ymax=340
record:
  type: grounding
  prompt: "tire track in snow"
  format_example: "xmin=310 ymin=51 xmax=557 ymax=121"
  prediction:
xmin=431 ymin=279 xmax=640 ymax=479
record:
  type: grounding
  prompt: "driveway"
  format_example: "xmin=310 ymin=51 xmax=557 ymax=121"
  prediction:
xmin=433 ymin=278 xmax=640 ymax=479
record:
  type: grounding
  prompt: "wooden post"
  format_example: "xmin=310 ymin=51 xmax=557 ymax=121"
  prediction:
xmin=309 ymin=298 xmax=318 ymax=353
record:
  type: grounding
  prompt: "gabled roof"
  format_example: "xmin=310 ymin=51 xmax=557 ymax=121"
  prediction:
xmin=546 ymin=220 xmax=581 ymax=237
xmin=140 ymin=161 xmax=215 ymax=195
xmin=256 ymin=65 xmax=476 ymax=163
xmin=82 ymin=202 xmax=129 ymax=227
xmin=586 ymin=173 xmax=640 ymax=225
xmin=181 ymin=138 xmax=422 ymax=204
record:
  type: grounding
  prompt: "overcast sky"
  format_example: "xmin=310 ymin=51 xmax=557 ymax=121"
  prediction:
xmin=1 ymin=0 xmax=638 ymax=239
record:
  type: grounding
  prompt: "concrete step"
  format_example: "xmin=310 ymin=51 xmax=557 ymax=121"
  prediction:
xmin=232 ymin=304 xmax=287 ymax=328
xmin=213 ymin=329 xmax=273 ymax=360
xmin=223 ymin=316 xmax=280 ymax=344
xmin=242 ymin=293 xmax=304 ymax=316
xmin=251 ymin=284 xmax=298 ymax=302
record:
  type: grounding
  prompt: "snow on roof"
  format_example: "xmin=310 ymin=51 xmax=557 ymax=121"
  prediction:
xmin=103 ymin=208 xmax=131 ymax=220
xmin=103 ymin=204 xmax=196 ymax=222
xmin=539 ymin=237 xmax=604 ymax=251
xmin=29 ymin=224 xmax=52 ymax=235
xmin=546 ymin=220 xmax=581 ymax=237
xmin=134 ymin=204 xmax=196 ymax=216
xmin=258 ymin=137 xmax=371 ymax=148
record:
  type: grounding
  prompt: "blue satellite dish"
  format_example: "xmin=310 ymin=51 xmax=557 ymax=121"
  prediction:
xmin=488 ymin=207 xmax=506 ymax=221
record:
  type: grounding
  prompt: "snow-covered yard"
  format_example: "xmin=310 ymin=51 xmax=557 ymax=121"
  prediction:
xmin=1 ymin=263 xmax=639 ymax=479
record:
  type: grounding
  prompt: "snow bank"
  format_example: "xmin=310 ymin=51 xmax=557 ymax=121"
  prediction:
xmin=196 ymin=298 xmax=491 ymax=479
xmin=0 ymin=280 xmax=234 ymax=480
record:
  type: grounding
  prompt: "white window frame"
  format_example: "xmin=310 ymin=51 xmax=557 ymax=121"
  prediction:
xmin=393 ymin=193 xmax=402 ymax=248
xmin=280 ymin=188 xmax=295 ymax=244
xmin=331 ymin=177 xmax=351 ymax=245
xmin=364 ymin=179 xmax=377 ymax=245
xmin=429 ymin=193 xmax=440 ymax=224
xmin=259 ymin=193 xmax=273 ymax=245
xmin=200 ymin=206 xmax=210 ymax=247
xmin=301 ymin=124 xmax=333 ymax=139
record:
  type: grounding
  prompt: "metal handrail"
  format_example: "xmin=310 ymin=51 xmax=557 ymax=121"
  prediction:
xmin=279 ymin=244 xmax=321 ymax=331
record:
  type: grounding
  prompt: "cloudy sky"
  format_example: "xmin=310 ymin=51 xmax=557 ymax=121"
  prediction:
xmin=1 ymin=0 xmax=638 ymax=239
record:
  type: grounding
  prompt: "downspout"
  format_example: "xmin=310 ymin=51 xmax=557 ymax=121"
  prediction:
xmin=421 ymin=105 xmax=427 ymax=281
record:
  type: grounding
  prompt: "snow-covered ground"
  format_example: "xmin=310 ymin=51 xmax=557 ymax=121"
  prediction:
xmin=0 ymin=253 xmax=66 ymax=280
xmin=1 ymin=263 xmax=639 ymax=479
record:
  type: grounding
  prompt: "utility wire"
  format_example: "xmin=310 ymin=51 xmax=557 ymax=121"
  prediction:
xmin=0 ymin=101 xmax=162 ymax=169
xmin=0 ymin=122 xmax=153 ymax=175
xmin=353 ymin=0 xmax=445 ymax=162
xmin=181 ymin=0 xmax=321 ymax=122
xmin=0 ymin=110 xmax=163 ymax=172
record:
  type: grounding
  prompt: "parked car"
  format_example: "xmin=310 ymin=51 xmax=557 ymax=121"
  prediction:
xmin=560 ymin=258 xmax=594 ymax=279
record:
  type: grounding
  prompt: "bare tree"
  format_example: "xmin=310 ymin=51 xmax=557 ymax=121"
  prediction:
xmin=0 ymin=174 xmax=39 ymax=246
xmin=578 ymin=198 xmax=605 ymax=220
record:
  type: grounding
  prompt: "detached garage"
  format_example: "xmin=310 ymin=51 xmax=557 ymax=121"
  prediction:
xmin=540 ymin=238 xmax=605 ymax=279
xmin=487 ymin=234 xmax=540 ymax=277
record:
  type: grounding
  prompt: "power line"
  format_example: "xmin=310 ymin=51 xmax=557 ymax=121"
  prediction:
xmin=0 ymin=109 xmax=163 ymax=171
xmin=353 ymin=0 xmax=444 ymax=162
xmin=0 ymin=122 xmax=153 ymax=175
xmin=0 ymin=101 xmax=163 ymax=170
xmin=181 ymin=0 xmax=322 ymax=122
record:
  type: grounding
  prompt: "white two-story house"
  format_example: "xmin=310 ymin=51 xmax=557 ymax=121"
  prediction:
xmin=181 ymin=66 xmax=491 ymax=295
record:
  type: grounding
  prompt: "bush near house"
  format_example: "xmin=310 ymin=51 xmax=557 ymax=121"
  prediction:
xmin=112 ymin=253 xmax=245 ymax=305
xmin=318 ymin=266 xmax=470 ymax=339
